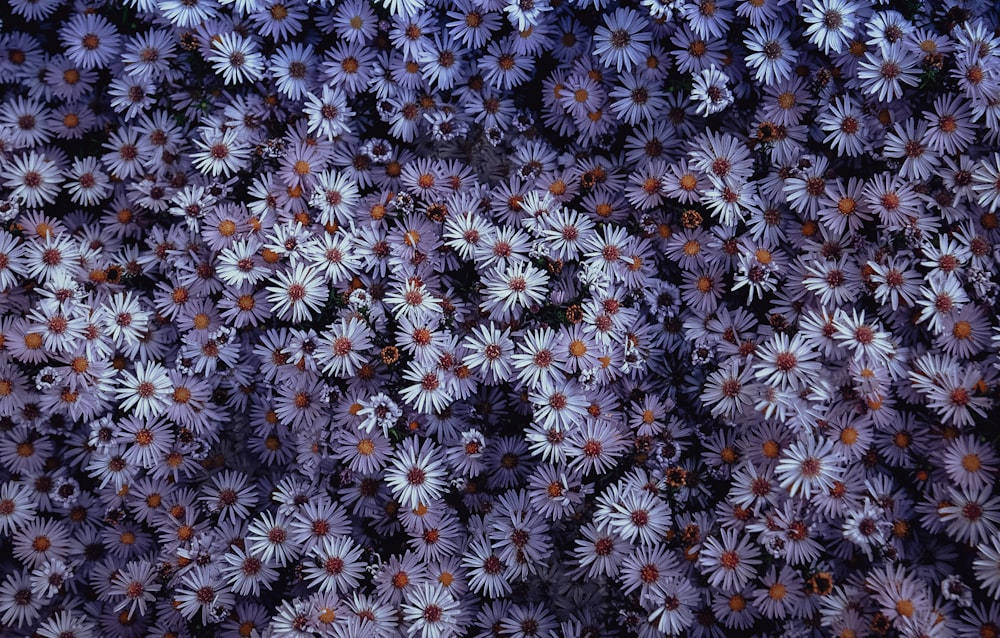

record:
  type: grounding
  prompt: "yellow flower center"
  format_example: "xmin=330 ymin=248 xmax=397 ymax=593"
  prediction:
xmin=840 ymin=427 xmax=858 ymax=445
xmin=952 ymin=320 xmax=972 ymax=339
xmin=962 ymin=453 xmax=982 ymax=473
xmin=896 ymin=600 xmax=914 ymax=618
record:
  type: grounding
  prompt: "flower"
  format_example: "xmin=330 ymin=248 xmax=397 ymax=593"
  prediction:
xmin=744 ymin=24 xmax=797 ymax=85
xmin=942 ymin=435 xmax=999 ymax=495
xmin=973 ymin=153 xmax=1000 ymax=212
xmin=265 ymin=263 xmax=327 ymax=323
xmin=0 ymin=482 xmax=37 ymax=536
xmin=115 ymin=361 xmax=171 ymax=420
xmin=271 ymin=42 xmax=316 ymax=101
xmin=304 ymin=535 xmax=366 ymax=595
xmin=246 ymin=510 xmax=300 ymax=567
xmin=220 ymin=545 xmax=279 ymax=597
xmin=645 ymin=577 xmax=698 ymax=635
xmin=698 ymin=528 xmax=762 ymax=593
xmin=100 ymin=291 xmax=151 ymax=352
xmin=1 ymin=97 xmax=52 ymax=148
xmin=922 ymin=363 xmax=991 ymax=428
xmin=199 ymin=470 xmax=258 ymax=524
xmin=109 ymin=560 xmax=161 ymax=619
xmin=499 ymin=603 xmax=559 ymax=638
xmin=1 ymin=151 xmax=61 ymax=208
xmin=462 ymin=533 xmax=513 ymax=599
xmin=702 ymin=359 xmax=759 ymax=419
xmin=318 ymin=317 xmax=373 ymax=378
xmin=690 ymin=65 xmax=734 ymax=116
xmin=462 ymin=323 xmax=515 ymax=386
xmin=566 ymin=419 xmax=628 ymax=476
xmin=841 ymin=499 xmax=891 ymax=557
xmin=208 ymin=32 xmax=264 ymax=85
xmin=857 ymin=43 xmax=921 ymax=102
xmin=385 ymin=278 xmax=443 ymax=322
xmin=923 ymin=94 xmax=975 ymax=155
xmin=593 ymin=8 xmax=653 ymax=73
xmin=121 ymin=28 xmax=176 ymax=81
xmin=753 ymin=332 xmax=823 ymax=391
xmin=480 ymin=261 xmax=550 ymax=322
xmin=251 ymin=0 xmax=307 ymax=42
xmin=479 ymin=40 xmax=533 ymax=92
xmin=571 ymin=522 xmax=630 ymax=579
xmin=59 ymin=13 xmax=121 ymax=69
xmin=385 ymin=437 xmax=449 ymax=509
xmin=916 ymin=274 xmax=969 ymax=334
xmin=191 ymin=127 xmax=252 ymax=177
xmin=775 ymin=436 xmax=843 ymax=499
xmin=64 ymin=157 xmax=111 ymax=206
xmin=973 ymin=535 xmax=1000 ymax=599
xmin=818 ymin=95 xmax=868 ymax=157
xmin=833 ymin=309 xmax=894 ymax=364
xmin=402 ymin=584 xmax=461 ymax=638
xmin=303 ymin=86 xmax=354 ymax=142
xmin=753 ymin=565 xmax=806 ymax=619
xmin=883 ymin=119 xmax=940 ymax=181
xmin=607 ymin=488 xmax=672 ymax=547
xmin=0 ymin=569 xmax=44 ymax=628
xmin=609 ymin=72 xmax=667 ymax=125
xmin=802 ymin=0 xmax=858 ymax=53
xmin=35 ymin=611 xmax=96 ymax=638
xmin=175 ymin=566 xmax=236 ymax=625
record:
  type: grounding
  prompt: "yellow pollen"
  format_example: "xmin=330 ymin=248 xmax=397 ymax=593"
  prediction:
xmin=840 ymin=427 xmax=859 ymax=445
xmin=318 ymin=608 xmax=337 ymax=624
xmin=962 ymin=453 xmax=982 ymax=473
xmin=218 ymin=219 xmax=237 ymax=236
xmin=952 ymin=321 xmax=972 ymax=339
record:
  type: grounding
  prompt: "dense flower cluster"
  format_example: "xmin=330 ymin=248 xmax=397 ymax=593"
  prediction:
xmin=1 ymin=0 xmax=1000 ymax=635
